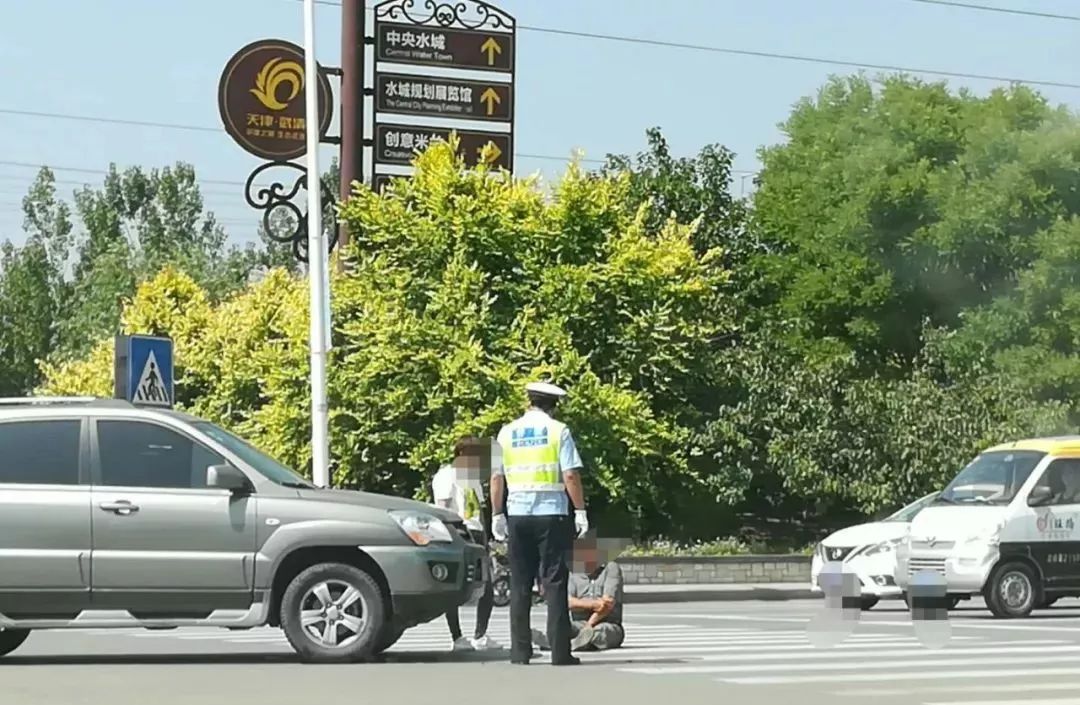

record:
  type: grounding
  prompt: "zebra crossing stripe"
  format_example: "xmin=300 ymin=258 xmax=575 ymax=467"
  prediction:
xmin=923 ymin=700 xmax=1080 ymax=705
xmin=720 ymin=666 xmax=1080 ymax=686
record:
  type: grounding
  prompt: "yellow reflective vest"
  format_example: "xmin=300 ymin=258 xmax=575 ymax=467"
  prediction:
xmin=498 ymin=411 xmax=566 ymax=493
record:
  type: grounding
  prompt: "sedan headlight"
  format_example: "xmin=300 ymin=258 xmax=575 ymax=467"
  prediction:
xmin=862 ymin=538 xmax=903 ymax=557
xmin=389 ymin=510 xmax=454 ymax=546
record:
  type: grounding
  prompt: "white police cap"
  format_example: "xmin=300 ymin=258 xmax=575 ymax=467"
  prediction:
xmin=526 ymin=382 xmax=568 ymax=398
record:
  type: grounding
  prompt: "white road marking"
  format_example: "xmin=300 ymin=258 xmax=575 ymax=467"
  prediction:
xmin=837 ymin=682 xmax=1080 ymax=697
xmin=923 ymin=700 xmax=1080 ymax=705
xmin=590 ymin=642 xmax=1078 ymax=663
xmin=625 ymin=653 xmax=1080 ymax=675
xmin=720 ymin=666 xmax=1080 ymax=685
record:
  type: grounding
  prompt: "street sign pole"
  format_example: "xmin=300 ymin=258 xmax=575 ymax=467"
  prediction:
xmin=304 ymin=0 xmax=331 ymax=489
xmin=339 ymin=0 xmax=365 ymax=250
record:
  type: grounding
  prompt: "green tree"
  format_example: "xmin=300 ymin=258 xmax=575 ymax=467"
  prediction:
xmin=56 ymin=162 xmax=268 ymax=358
xmin=751 ymin=75 xmax=1077 ymax=370
xmin=938 ymin=216 xmax=1080 ymax=417
xmin=0 ymin=169 xmax=73 ymax=395
xmin=695 ymin=325 xmax=1070 ymax=520
xmin=41 ymin=140 xmax=733 ymax=539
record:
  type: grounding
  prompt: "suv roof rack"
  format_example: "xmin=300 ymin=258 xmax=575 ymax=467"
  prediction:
xmin=0 ymin=396 xmax=134 ymax=407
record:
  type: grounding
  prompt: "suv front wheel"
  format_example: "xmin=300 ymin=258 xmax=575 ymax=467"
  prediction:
xmin=280 ymin=563 xmax=385 ymax=663
xmin=0 ymin=628 xmax=30 ymax=658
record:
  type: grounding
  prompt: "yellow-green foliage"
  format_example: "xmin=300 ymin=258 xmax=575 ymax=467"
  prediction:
xmin=40 ymin=139 xmax=730 ymax=533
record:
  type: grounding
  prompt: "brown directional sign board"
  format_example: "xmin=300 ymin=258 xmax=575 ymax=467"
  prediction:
xmin=375 ymin=122 xmax=513 ymax=170
xmin=217 ymin=39 xmax=333 ymax=161
xmin=375 ymin=22 xmax=514 ymax=73
xmin=375 ymin=73 xmax=512 ymax=123
xmin=372 ymin=173 xmax=406 ymax=194
xmin=372 ymin=0 xmax=516 ymax=183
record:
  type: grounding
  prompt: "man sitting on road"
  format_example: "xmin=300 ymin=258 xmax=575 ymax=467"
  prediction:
xmin=532 ymin=531 xmax=626 ymax=652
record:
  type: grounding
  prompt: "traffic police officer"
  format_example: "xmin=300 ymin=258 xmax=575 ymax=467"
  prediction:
xmin=490 ymin=381 xmax=589 ymax=666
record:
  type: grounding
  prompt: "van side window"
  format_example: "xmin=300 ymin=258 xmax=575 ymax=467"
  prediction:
xmin=97 ymin=421 xmax=224 ymax=489
xmin=0 ymin=420 xmax=81 ymax=486
xmin=1035 ymin=459 xmax=1080 ymax=506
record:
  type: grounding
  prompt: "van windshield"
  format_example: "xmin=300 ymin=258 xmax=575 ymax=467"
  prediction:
xmin=934 ymin=450 xmax=1045 ymax=506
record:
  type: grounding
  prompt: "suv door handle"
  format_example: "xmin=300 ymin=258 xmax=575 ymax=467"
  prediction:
xmin=99 ymin=501 xmax=140 ymax=516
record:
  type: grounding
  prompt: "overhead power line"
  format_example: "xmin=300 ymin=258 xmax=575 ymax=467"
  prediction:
xmin=0 ymin=159 xmax=249 ymax=187
xmin=0 ymin=109 xmax=615 ymax=167
xmin=290 ymin=0 xmax=1080 ymax=90
xmin=0 ymin=172 xmax=255 ymax=199
xmin=905 ymin=0 xmax=1080 ymax=22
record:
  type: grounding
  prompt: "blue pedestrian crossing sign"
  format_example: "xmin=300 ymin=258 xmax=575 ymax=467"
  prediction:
xmin=114 ymin=335 xmax=174 ymax=408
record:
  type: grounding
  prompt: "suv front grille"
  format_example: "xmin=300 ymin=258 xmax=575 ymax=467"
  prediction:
xmin=911 ymin=540 xmax=955 ymax=551
xmin=466 ymin=558 xmax=480 ymax=582
xmin=446 ymin=520 xmax=473 ymax=543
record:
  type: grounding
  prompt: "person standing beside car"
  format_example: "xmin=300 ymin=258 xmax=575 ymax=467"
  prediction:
xmin=432 ymin=437 xmax=503 ymax=652
xmin=489 ymin=381 xmax=590 ymax=666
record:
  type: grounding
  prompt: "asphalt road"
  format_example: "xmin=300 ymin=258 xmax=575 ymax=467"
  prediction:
xmin=8 ymin=597 xmax=1080 ymax=705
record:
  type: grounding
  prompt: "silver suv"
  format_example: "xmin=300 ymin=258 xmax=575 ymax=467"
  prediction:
xmin=0 ymin=397 xmax=486 ymax=663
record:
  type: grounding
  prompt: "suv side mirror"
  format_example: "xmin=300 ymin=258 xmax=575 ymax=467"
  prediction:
xmin=208 ymin=464 xmax=252 ymax=494
xmin=1028 ymin=485 xmax=1054 ymax=507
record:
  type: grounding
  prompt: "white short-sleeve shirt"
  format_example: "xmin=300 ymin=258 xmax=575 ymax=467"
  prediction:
xmin=432 ymin=464 xmax=485 ymax=532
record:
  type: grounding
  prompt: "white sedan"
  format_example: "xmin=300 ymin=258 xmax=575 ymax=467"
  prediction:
xmin=810 ymin=491 xmax=939 ymax=610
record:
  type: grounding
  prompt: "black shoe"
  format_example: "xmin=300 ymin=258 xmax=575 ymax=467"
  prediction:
xmin=552 ymin=656 xmax=581 ymax=666
xmin=510 ymin=654 xmax=531 ymax=665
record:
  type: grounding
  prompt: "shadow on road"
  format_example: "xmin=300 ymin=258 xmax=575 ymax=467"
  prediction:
xmin=0 ymin=653 xmax=300 ymax=666
xmin=1 ymin=649 xmax=687 ymax=667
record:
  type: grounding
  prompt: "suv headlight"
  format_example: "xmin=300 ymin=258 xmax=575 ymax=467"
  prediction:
xmin=389 ymin=510 xmax=453 ymax=546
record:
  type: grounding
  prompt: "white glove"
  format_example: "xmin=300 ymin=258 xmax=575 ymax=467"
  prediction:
xmin=574 ymin=509 xmax=589 ymax=538
xmin=491 ymin=513 xmax=508 ymax=542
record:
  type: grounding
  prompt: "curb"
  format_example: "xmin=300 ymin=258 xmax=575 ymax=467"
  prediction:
xmin=624 ymin=587 xmax=819 ymax=604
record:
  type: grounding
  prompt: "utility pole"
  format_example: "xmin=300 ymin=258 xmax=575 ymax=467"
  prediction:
xmin=303 ymin=0 xmax=331 ymax=489
xmin=339 ymin=0 xmax=365 ymax=250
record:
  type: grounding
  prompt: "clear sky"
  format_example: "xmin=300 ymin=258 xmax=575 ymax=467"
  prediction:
xmin=1 ymin=0 xmax=1078 ymax=246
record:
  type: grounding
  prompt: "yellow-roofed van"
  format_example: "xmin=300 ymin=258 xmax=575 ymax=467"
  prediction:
xmin=895 ymin=436 xmax=1080 ymax=618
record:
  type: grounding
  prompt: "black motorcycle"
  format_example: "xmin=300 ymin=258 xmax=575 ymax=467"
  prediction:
xmin=489 ymin=545 xmax=543 ymax=607
xmin=491 ymin=551 xmax=511 ymax=607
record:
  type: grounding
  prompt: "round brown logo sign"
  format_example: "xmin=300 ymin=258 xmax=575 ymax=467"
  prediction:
xmin=218 ymin=39 xmax=334 ymax=161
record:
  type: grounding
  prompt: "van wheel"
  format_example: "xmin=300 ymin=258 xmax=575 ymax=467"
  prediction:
xmin=280 ymin=562 xmax=386 ymax=663
xmin=0 ymin=628 xmax=30 ymax=657
xmin=859 ymin=596 xmax=879 ymax=611
xmin=985 ymin=562 xmax=1039 ymax=619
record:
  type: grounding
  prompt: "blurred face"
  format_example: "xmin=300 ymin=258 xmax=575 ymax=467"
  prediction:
xmin=453 ymin=439 xmax=494 ymax=484
xmin=572 ymin=536 xmax=629 ymax=574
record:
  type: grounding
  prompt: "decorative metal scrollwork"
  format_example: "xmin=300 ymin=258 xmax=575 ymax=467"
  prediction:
xmin=244 ymin=161 xmax=338 ymax=263
xmin=375 ymin=0 xmax=514 ymax=31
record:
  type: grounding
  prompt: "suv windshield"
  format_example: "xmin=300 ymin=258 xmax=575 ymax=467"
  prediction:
xmin=194 ymin=422 xmax=315 ymax=489
xmin=883 ymin=492 xmax=939 ymax=522
xmin=935 ymin=450 xmax=1045 ymax=506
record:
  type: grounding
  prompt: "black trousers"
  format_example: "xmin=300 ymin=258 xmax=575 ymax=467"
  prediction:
xmin=446 ymin=524 xmax=494 ymax=641
xmin=445 ymin=576 xmax=494 ymax=640
xmin=507 ymin=513 xmax=574 ymax=663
